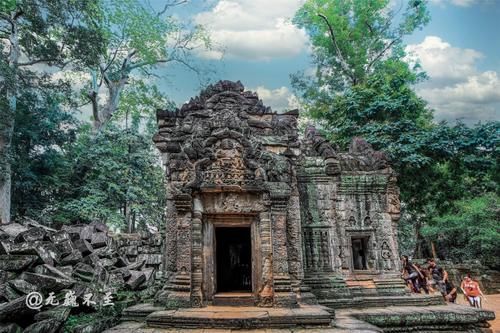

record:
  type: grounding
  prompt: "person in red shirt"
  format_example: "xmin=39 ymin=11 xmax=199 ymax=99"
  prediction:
xmin=460 ymin=273 xmax=485 ymax=308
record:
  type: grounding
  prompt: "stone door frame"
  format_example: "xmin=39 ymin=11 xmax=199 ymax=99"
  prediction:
xmin=202 ymin=213 xmax=260 ymax=302
xmin=345 ymin=229 xmax=377 ymax=274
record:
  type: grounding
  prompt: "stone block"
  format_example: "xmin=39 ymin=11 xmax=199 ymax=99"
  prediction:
xmin=7 ymin=279 xmax=38 ymax=295
xmin=98 ymin=257 xmax=117 ymax=268
xmin=61 ymin=225 xmax=83 ymax=240
xmin=60 ymin=250 xmax=83 ymax=266
xmin=56 ymin=265 xmax=73 ymax=277
xmin=74 ymin=239 xmax=93 ymax=256
xmin=79 ymin=225 xmax=94 ymax=241
xmin=111 ymin=267 xmax=131 ymax=279
xmin=23 ymin=318 xmax=63 ymax=333
xmin=91 ymin=232 xmax=108 ymax=248
xmin=0 ymin=296 xmax=37 ymax=323
xmin=34 ymin=264 xmax=74 ymax=281
xmin=49 ymin=230 xmax=70 ymax=244
xmin=0 ymin=223 xmax=28 ymax=238
xmin=73 ymin=263 xmax=95 ymax=282
xmin=20 ymin=272 xmax=74 ymax=293
xmin=0 ymin=255 xmax=37 ymax=271
xmin=0 ymin=283 xmax=20 ymax=301
xmin=34 ymin=306 xmax=71 ymax=323
xmin=55 ymin=239 xmax=74 ymax=257
xmin=126 ymin=270 xmax=146 ymax=290
xmin=34 ymin=242 xmax=61 ymax=266
xmin=14 ymin=227 xmax=46 ymax=243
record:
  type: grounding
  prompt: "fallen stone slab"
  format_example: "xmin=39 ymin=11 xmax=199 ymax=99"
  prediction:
xmin=0 ymin=296 xmax=37 ymax=323
xmin=126 ymin=270 xmax=146 ymax=290
xmin=56 ymin=265 xmax=73 ymax=277
xmin=0 ymin=255 xmax=38 ymax=271
xmin=0 ymin=223 xmax=28 ymax=238
xmin=55 ymin=239 xmax=74 ymax=257
xmin=22 ymin=218 xmax=57 ymax=233
xmin=79 ymin=225 xmax=94 ymax=241
xmin=34 ymin=242 xmax=61 ymax=266
xmin=0 ymin=283 xmax=21 ymax=301
xmin=20 ymin=272 xmax=74 ymax=293
xmin=9 ymin=242 xmax=61 ymax=266
xmin=34 ymin=264 xmax=74 ymax=281
xmin=60 ymin=250 xmax=83 ymax=266
xmin=34 ymin=306 xmax=71 ymax=322
xmin=23 ymin=318 xmax=62 ymax=333
xmin=7 ymin=279 xmax=39 ymax=295
xmin=126 ymin=259 xmax=145 ymax=271
xmin=0 ymin=270 xmax=15 ymax=284
xmin=91 ymin=232 xmax=108 ymax=248
xmin=61 ymin=225 xmax=84 ymax=240
xmin=14 ymin=227 xmax=46 ymax=243
xmin=49 ymin=230 xmax=70 ymax=244
xmin=74 ymin=239 xmax=93 ymax=256
xmin=73 ymin=263 xmax=95 ymax=282
xmin=111 ymin=267 xmax=131 ymax=280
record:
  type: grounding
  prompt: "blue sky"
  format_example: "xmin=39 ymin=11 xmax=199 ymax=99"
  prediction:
xmin=152 ymin=0 xmax=500 ymax=124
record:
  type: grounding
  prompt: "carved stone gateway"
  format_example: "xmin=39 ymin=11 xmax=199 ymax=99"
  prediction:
xmin=152 ymin=80 xmax=409 ymax=309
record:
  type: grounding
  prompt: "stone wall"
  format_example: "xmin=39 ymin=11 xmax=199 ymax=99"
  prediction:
xmin=0 ymin=219 xmax=164 ymax=332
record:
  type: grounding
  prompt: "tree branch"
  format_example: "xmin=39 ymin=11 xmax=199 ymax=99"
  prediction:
xmin=317 ymin=13 xmax=355 ymax=84
xmin=156 ymin=0 xmax=188 ymax=17
xmin=366 ymin=38 xmax=399 ymax=73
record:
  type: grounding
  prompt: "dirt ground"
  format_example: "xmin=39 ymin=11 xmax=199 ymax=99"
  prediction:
xmin=456 ymin=293 xmax=500 ymax=332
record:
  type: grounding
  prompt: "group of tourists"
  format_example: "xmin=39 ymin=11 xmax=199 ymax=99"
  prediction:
xmin=401 ymin=256 xmax=485 ymax=308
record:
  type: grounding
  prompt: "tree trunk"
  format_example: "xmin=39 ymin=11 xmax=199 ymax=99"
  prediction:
xmin=0 ymin=13 xmax=20 ymax=223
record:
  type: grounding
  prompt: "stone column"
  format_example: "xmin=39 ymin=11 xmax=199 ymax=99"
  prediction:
xmin=257 ymin=208 xmax=274 ymax=307
xmin=190 ymin=197 xmax=203 ymax=307
xmin=270 ymin=196 xmax=297 ymax=307
xmin=155 ymin=194 xmax=193 ymax=308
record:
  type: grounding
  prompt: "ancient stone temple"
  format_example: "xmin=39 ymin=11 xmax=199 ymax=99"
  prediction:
xmin=110 ymin=80 xmax=494 ymax=332
xmin=152 ymin=80 xmax=406 ymax=309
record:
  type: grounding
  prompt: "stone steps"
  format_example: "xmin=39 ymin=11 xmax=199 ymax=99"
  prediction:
xmin=145 ymin=305 xmax=334 ymax=329
xmin=212 ymin=292 xmax=255 ymax=306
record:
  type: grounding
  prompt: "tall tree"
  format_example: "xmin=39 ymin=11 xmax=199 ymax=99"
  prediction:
xmin=54 ymin=82 xmax=168 ymax=231
xmin=0 ymin=0 xmax=102 ymax=223
xmin=83 ymin=0 xmax=210 ymax=130
xmin=292 ymin=0 xmax=499 ymax=262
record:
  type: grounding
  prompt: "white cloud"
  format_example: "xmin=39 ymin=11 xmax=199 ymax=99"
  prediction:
xmin=406 ymin=36 xmax=500 ymax=123
xmin=253 ymin=86 xmax=299 ymax=112
xmin=194 ymin=0 xmax=308 ymax=60
xmin=406 ymin=36 xmax=482 ymax=83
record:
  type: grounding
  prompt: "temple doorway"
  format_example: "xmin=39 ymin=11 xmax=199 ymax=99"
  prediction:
xmin=216 ymin=227 xmax=252 ymax=292
xmin=352 ymin=237 xmax=369 ymax=270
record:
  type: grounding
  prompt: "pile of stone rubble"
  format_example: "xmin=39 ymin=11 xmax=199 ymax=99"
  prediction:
xmin=0 ymin=219 xmax=164 ymax=332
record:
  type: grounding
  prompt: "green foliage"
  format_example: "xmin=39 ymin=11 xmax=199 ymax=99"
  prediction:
xmin=293 ymin=0 xmax=429 ymax=91
xmin=11 ymin=77 xmax=77 ymax=221
xmin=422 ymin=193 xmax=500 ymax=268
xmin=54 ymin=121 xmax=166 ymax=230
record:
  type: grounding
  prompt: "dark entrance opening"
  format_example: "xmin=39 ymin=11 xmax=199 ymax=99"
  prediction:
xmin=216 ymin=227 xmax=252 ymax=292
xmin=352 ymin=237 xmax=369 ymax=270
